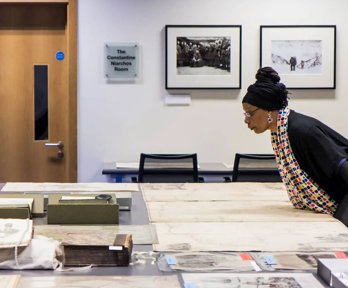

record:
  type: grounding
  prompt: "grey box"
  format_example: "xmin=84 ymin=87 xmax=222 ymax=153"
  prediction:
xmin=115 ymin=192 xmax=132 ymax=211
xmin=317 ymin=258 xmax=348 ymax=286
xmin=332 ymin=272 xmax=348 ymax=288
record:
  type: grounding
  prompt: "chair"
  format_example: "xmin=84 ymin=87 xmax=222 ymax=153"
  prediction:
xmin=232 ymin=153 xmax=281 ymax=182
xmin=138 ymin=153 xmax=199 ymax=183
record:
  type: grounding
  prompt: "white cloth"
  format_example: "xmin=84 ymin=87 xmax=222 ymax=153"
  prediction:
xmin=0 ymin=235 xmax=63 ymax=270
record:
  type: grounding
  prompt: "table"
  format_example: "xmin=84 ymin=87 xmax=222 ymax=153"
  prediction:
xmin=0 ymin=182 xmax=163 ymax=277
xmin=102 ymin=160 xmax=280 ymax=183
xmin=102 ymin=162 xmax=234 ymax=183
xmin=0 ymin=182 xmax=339 ymax=287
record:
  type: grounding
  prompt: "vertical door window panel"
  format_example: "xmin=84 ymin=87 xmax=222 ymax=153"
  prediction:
xmin=34 ymin=65 xmax=48 ymax=140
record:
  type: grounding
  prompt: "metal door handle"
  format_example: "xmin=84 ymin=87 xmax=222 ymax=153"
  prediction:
xmin=45 ymin=141 xmax=64 ymax=158
xmin=45 ymin=141 xmax=64 ymax=149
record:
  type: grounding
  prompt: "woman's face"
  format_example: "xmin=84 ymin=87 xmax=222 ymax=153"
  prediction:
xmin=242 ymin=103 xmax=271 ymax=134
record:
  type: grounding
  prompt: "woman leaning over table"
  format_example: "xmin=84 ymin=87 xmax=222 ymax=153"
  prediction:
xmin=242 ymin=66 xmax=348 ymax=225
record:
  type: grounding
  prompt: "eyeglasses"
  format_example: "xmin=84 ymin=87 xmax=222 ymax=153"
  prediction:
xmin=243 ymin=108 xmax=260 ymax=118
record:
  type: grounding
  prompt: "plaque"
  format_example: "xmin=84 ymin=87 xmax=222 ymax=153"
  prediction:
xmin=104 ymin=43 xmax=139 ymax=79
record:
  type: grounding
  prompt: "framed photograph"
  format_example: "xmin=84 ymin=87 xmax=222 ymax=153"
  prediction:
xmin=165 ymin=25 xmax=242 ymax=89
xmin=260 ymin=25 xmax=336 ymax=89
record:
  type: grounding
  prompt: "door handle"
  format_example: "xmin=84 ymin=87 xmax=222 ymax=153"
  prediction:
xmin=45 ymin=141 xmax=64 ymax=158
xmin=45 ymin=141 xmax=64 ymax=149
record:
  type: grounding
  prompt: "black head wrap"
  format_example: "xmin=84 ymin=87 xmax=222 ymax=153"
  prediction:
xmin=242 ymin=67 xmax=288 ymax=110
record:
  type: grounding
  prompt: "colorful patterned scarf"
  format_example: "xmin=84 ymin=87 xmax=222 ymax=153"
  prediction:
xmin=271 ymin=107 xmax=338 ymax=215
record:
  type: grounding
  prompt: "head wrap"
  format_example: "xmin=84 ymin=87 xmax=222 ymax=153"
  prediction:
xmin=242 ymin=67 xmax=288 ymax=111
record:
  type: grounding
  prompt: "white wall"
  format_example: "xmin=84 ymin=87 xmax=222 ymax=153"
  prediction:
xmin=78 ymin=0 xmax=348 ymax=182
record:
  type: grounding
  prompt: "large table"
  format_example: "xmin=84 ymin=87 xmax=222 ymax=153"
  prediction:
xmin=1 ymin=182 xmax=345 ymax=287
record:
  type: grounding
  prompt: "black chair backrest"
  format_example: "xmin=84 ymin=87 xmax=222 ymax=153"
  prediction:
xmin=138 ymin=153 xmax=199 ymax=183
xmin=232 ymin=153 xmax=281 ymax=182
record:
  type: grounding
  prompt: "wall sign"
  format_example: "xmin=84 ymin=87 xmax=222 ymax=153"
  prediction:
xmin=56 ymin=51 xmax=64 ymax=61
xmin=104 ymin=43 xmax=139 ymax=79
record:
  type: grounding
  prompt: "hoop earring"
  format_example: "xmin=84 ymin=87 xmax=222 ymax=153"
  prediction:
xmin=267 ymin=112 xmax=273 ymax=124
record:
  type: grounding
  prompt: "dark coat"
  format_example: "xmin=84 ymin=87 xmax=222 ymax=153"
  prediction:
xmin=287 ymin=110 xmax=348 ymax=203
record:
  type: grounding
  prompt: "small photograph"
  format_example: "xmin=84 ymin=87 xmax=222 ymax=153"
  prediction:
xmin=271 ymin=40 xmax=322 ymax=74
xmin=166 ymin=25 xmax=241 ymax=89
xmin=176 ymin=36 xmax=231 ymax=75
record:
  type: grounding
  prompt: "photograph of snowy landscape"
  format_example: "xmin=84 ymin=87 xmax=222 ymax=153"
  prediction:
xmin=271 ymin=40 xmax=322 ymax=74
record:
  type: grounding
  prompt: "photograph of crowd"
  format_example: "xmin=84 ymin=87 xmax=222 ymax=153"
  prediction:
xmin=176 ymin=36 xmax=231 ymax=75
xmin=271 ymin=40 xmax=322 ymax=74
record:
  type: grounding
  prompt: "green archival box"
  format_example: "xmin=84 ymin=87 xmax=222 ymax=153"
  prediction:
xmin=47 ymin=194 xmax=119 ymax=224
xmin=0 ymin=194 xmax=44 ymax=217
xmin=0 ymin=197 xmax=34 ymax=219
xmin=0 ymin=207 xmax=30 ymax=219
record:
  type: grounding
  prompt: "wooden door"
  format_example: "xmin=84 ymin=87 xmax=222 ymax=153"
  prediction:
xmin=0 ymin=1 xmax=77 ymax=182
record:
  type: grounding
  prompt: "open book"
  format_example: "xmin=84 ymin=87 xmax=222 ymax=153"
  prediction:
xmin=0 ymin=219 xmax=33 ymax=248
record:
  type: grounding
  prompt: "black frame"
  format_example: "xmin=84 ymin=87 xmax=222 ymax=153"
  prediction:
xmin=260 ymin=25 xmax=336 ymax=89
xmin=165 ymin=25 xmax=242 ymax=90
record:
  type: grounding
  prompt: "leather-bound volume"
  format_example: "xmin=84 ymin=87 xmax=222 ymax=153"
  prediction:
xmin=62 ymin=234 xmax=133 ymax=266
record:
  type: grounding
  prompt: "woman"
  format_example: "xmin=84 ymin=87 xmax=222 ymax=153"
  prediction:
xmin=242 ymin=67 xmax=348 ymax=225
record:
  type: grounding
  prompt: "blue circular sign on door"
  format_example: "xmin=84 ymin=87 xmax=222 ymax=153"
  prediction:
xmin=56 ymin=51 xmax=65 ymax=61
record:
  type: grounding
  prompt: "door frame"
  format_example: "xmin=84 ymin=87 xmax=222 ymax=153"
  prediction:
xmin=66 ymin=0 xmax=78 ymax=182
xmin=0 ymin=0 xmax=77 ymax=182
